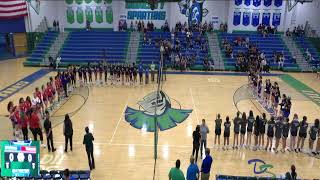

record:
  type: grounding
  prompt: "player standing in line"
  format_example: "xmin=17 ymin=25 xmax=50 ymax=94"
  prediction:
xmin=104 ymin=64 xmax=108 ymax=85
xmin=78 ymin=67 xmax=83 ymax=87
xmin=279 ymin=94 xmax=287 ymax=117
xmin=265 ymin=117 xmax=275 ymax=151
xmin=46 ymin=82 xmax=54 ymax=111
xmin=49 ymin=77 xmax=57 ymax=104
xmin=117 ymin=65 xmax=121 ymax=84
xmin=93 ymin=65 xmax=98 ymax=85
xmin=264 ymin=79 xmax=271 ymax=108
xmin=145 ymin=66 xmax=149 ymax=84
xmin=125 ymin=65 xmax=129 ymax=85
xmin=214 ymin=114 xmax=222 ymax=148
xmin=83 ymin=66 xmax=88 ymax=85
xmin=130 ymin=65 xmax=134 ymax=85
xmin=281 ymin=118 xmax=290 ymax=152
xmin=240 ymin=112 xmax=247 ymax=148
xmin=34 ymin=87 xmax=44 ymax=116
xmin=309 ymin=119 xmax=319 ymax=155
xmin=257 ymin=76 xmax=262 ymax=98
xmin=246 ymin=110 xmax=255 ymax=149
xmin=73 ymin=65 xmax=77 ymax=87
xmin=296 ymin=116 xmax=308 ymax=153
xmin=138 ymin=63 xmax=144 ymax=84
xmin=253 ymin=115 xmax=260 ymax=151
xmin=223 ymin=116 xmax=231 ymax=151
xmin=274 ymin=117 xmax=283 ymax=153
xmin=150 ymin=62 xmax=155 ymax=83
xmin=233 ymin=112 xmax=241 ymax=149
xmin=110 ymin=65 xmax=114 ymax=85
xmin=273 ymin=87 xmax=281 ymax=116
xmin=270 ymin=82 xmax=276 ymax=111
xmin=41 ymin=85 xmax=48 ymax=112
xmin=88 ymin=65 xmax=93 ymax=85
xmin=99 ymin=63 xmax=103 ymax=85
xmin=133 ymin=65 xmax=138 ymax=84
xmin=121 ymin=65 xmax=125 ymax=85
xmin=258 ymin=113 xmax=267 ymax=150
xmin=289 ymin=114 xmax=300 ymax=152
xmin=29 ymin=107 xmax=45 ymax=148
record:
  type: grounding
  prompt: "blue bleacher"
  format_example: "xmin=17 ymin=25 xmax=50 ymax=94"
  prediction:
xmin=138 ymin=31 xmax=209 ymax=67
xmin=60 ymin=31 xmax=129 ymax=64
xmin=294 ymin=37 xmax=320 ymax=68
xmin=218 ymin=32 xmax=299 ymax=70
xmin=27 ymin=31 xmax=58 ymax=62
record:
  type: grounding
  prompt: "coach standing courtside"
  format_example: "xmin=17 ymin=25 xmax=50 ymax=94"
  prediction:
xmin=44 ymin=111 xmax=56 ymax=153
xmin=200 ymin=148 xmax=213 ymax=180
xmin=83 ymin=127 xmax=95 ymax=170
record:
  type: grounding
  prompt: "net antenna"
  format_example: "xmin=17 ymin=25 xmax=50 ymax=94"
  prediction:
xmin=288 ymin=0 xmax=313 ymax=11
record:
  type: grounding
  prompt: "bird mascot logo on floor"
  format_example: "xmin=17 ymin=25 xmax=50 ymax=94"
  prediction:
xmin=125 ymin=91 xmax=192 ymax=132
xmin=178 ymin=0 xmax=208 ymax=26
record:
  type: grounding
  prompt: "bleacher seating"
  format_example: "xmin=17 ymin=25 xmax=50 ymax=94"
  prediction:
xmin=218 ymin=32 xmax=299 ymax=70
xmin=138 ymin=31 xmax=209 ymax=68
xmin=26 ymin=31 xmax=58 ymax=62
xmin=60 ymin=31 xmax=129 ymax=64
xmin=294 ymin=37 xmax=320 ymax=68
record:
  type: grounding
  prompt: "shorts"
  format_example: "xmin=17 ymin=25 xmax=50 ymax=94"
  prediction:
xmin=260 ymin=128 xmax=265 ymax=134
xmin=299 ymin=132 xmax=307 ymax=139
xmin=241 ymin=129 xmax=246 ymax=135
xmin=275 ymin=133 xmax=282 ymax=139
xmin=267 ymin=132 xmax=274 ymax=138
xmin=282 ymin=133 xmax=288 ymax=138
xmin=215 ymin=129 xmax=221 ymax=136
xmin=291 ymin=131 xmax=297 ymax=137
xmin=234 ymin=129 xmax=240 ymax=134
xmin=224 ymin=132 xmax=230 ymax=138
xmin=310 ymin=136 xmax=317 ymax=141
xmin=254 ymin=130 xmax=260 ymax=136
xmin=247 ymin=127 xmax=253 ymax=133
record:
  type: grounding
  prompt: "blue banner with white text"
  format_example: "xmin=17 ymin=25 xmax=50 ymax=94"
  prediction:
xmin=242 ymin=12 xmax=251 ymax=26
xmin=252 ymin=12 xmax=260 ymax=26
xmin=233 ymin=11 xmax=241 ymax=26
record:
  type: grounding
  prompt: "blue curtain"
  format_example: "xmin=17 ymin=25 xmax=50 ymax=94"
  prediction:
xmin=252 ymin=12 xmax=260 ymax=27
xmin=262 ymin=12 xmax=271 ymax=26
xmin=242 ymin=12 xmax=251 ymax=26
xmin=263 ymin=0 xmax=272 ymax=7
xmin=235 ymin=0 xmax=242 ymax=6
xmin=272 ymin=13 xmax=281 ymax=26
xmin=253 ymin=0 xmax=261 ymax=7
xmin=233 ymin=11 xmax=241 ymax=26
xmin=274 ymin=0 xmax=282 ymax=7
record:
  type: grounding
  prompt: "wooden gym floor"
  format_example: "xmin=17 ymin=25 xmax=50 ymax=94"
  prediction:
xmin=0 ymin=59 xmax=319 ymax=179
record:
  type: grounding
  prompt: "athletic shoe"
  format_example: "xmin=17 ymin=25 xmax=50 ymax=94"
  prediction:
xmin=41 ymin=144 xmax=46 ymax=148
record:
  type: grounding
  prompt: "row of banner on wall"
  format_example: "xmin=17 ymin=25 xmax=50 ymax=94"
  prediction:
xmin=235 ymin=0 xmax=283 ymax=7
xmin=233 ymin=11 xmax=281 ymax=27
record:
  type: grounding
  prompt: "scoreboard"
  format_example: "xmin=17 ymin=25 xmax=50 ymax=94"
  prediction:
xmin=0 ymin=140 xmax=40 ymax=177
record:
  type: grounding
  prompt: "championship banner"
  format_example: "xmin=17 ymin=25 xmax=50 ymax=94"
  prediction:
xmin=85 ymin=6 xmax=93 ymax=23
xmin=274 ymin=0 xmax=283 ymax=7
xmin=263 ymin=0 xmax=272 ymax=7
xmin=67 ymin=7 xmax=75 ymax=24
xmin=76 ymin=7 xmax=84 ymax=24
xmin=235 ymin=0 xmax=242 ymax=6
xmin=272 ymin=12 xmax=281 ymax=26
xmin=253 ymin=0 xmax=261 ymax=7
xmin=242 ymin=11 xmax=251 ymax=26
xmin=251 ymin=12 xmax=260 ymax=26
xmin=262 ymin=12 xmax=270 ymax=25
xmin=244 ymin=0 xmax=251 ymax=6
xmin=233 ymin=11 xmax=241 ymax=26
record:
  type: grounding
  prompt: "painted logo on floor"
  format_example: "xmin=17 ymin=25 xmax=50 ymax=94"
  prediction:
xmin=125 ymin=91 xmax=192 ymax=132
xmin=248 ymin=159 xmax=276 ymax=178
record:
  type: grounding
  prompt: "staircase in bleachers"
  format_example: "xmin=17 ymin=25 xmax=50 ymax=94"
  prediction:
xmin=294 ymin=36 xmax=320 ymax=70
xmin=218 ymin=32 xmax=299 ymax=71
xmin=207 ymin=32 xmax=224 ymax=70
xmin=281 ymin=35 xmax=312 ymax=71
xmin=138 ymin=31 xmax=210 ymax=69
xmin=59 ymin=31 xmax=130 ymax=65
xmin=126 ymin=31 xmax=140 ymax=64
xmin=25 ymin=31 xmax=58 ymax=66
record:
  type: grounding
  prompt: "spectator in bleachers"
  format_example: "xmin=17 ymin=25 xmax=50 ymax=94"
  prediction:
xmin=63 ymin=169 xmax=72 ymax=180
xmin=57 ymin=20 xmax=60 ymax=32
xmin=168 ymin=159 xmax=185 ymax=180
xmin=130 ymin=21 xmax=134 ymax=32
xmin=187 ymin=156 xmax=199 ymax=180
xmin=86 ymin=20 xmax=91 ymax=31
xmin=53 ymin=20 xmax=56 ymax=31
xmin=286 ymin=28 xmax=292 ymax=37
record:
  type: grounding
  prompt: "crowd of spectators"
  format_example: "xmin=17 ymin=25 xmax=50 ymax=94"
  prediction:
xmin=257 ymin=24 xmax=277 ymax=37
xmin=286 ymin=25 xmax=305 ymax=37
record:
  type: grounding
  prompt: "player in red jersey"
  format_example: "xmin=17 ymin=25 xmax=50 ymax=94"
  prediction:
xmin=46 ymin=82 xmax=54 ymax=110
xmin=42 ymin=85 xmax=48 ymax=111
xmin=55 ymin=76 xmax=61 ymax=102
xmin=34 ymin=87 xmax=44 ymax=116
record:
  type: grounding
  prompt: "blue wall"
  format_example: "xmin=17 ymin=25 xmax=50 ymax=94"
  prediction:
xmin=0 ymin=17 xmax=26 ymax=33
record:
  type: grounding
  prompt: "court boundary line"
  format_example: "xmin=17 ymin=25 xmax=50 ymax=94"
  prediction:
xmin=109 ymin=100 xmax=128 ymax=144
xmin=189 ymin=87 xmax=199 ymax=124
